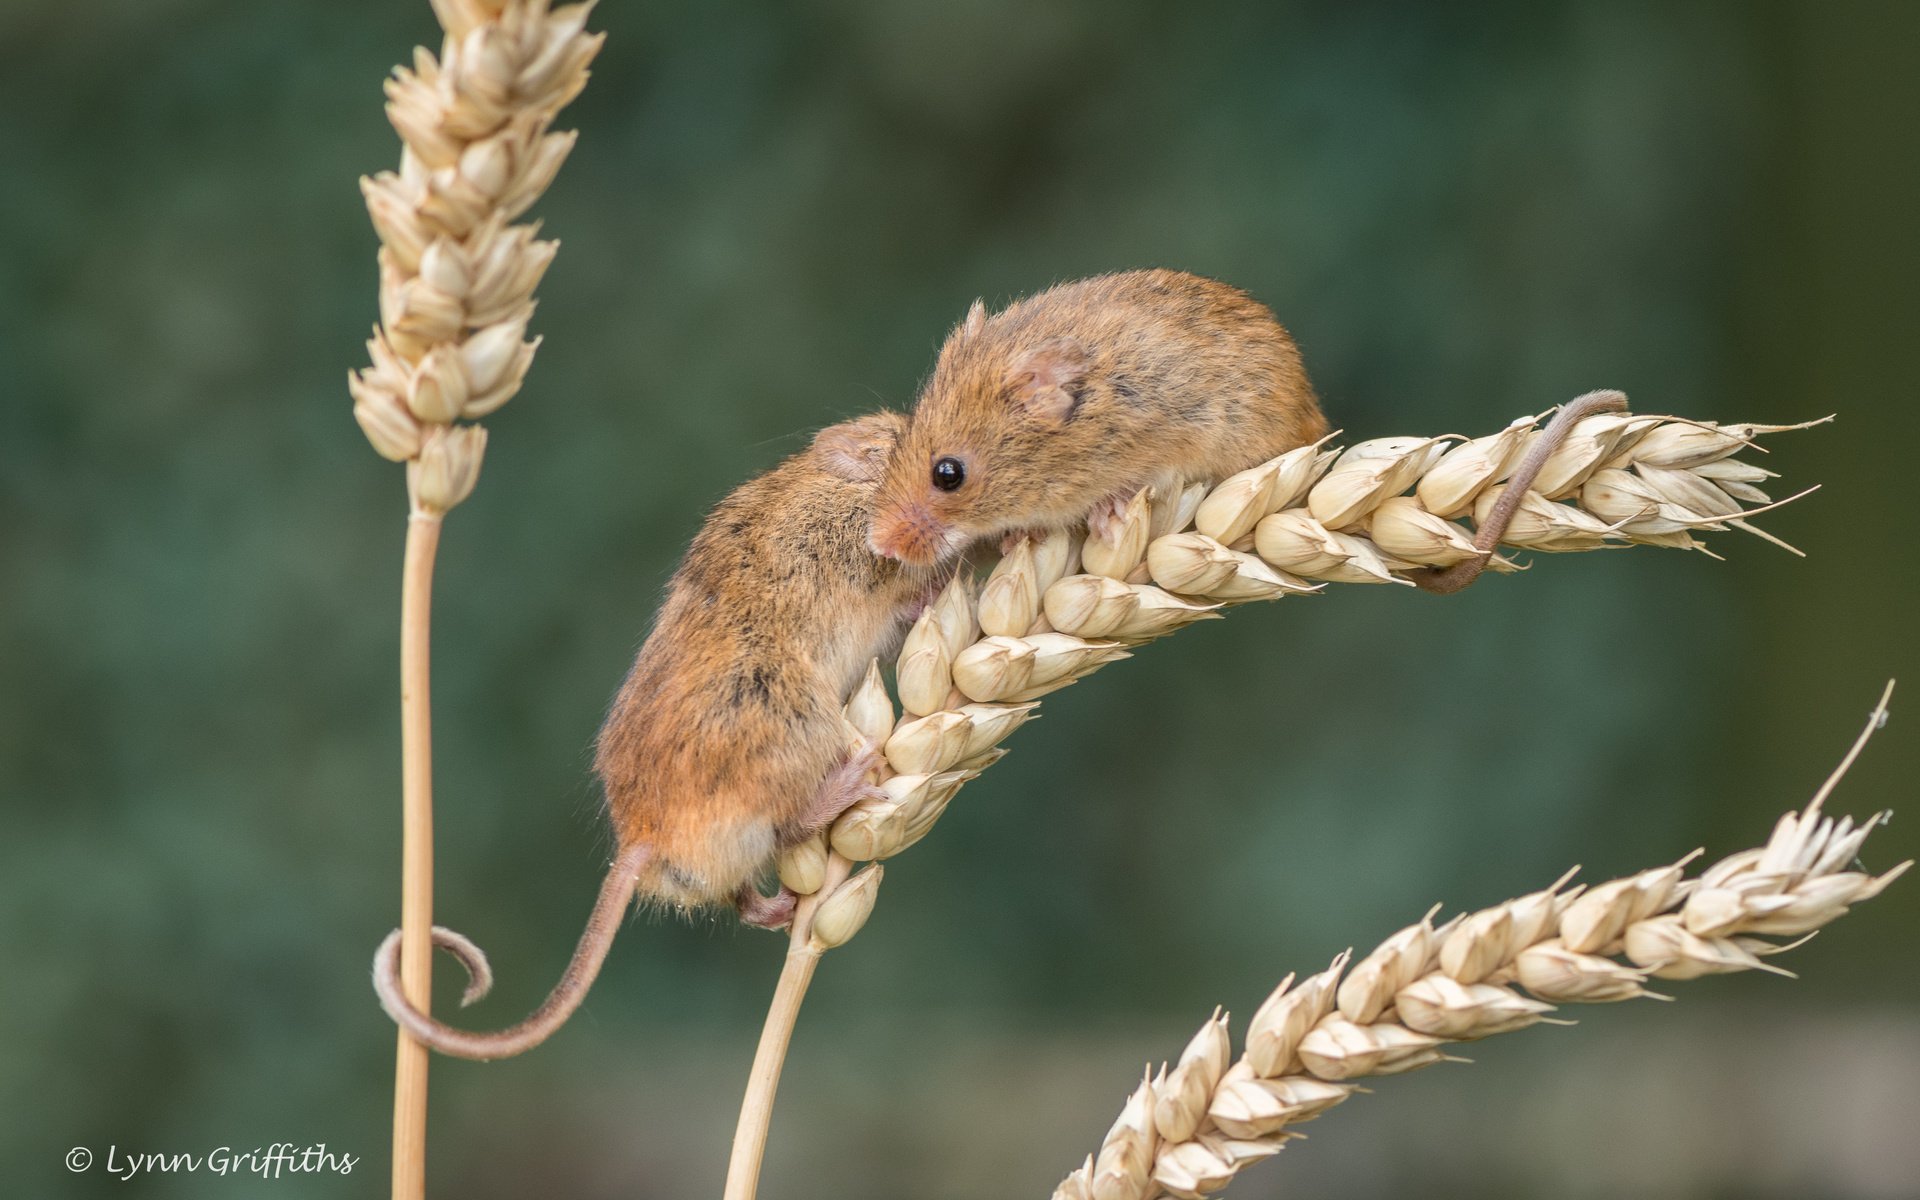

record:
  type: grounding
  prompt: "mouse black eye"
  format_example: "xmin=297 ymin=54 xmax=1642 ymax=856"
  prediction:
xmin=931 ymin=456 xmax=967 ymax=492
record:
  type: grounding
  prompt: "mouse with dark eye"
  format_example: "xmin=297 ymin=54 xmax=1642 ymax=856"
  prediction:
xmin=373 ymin=411 xmax=944 ymax=1060
xmin=868 ymin=269 xmax=1331 ymax=565
xmin=866 ymin=269 xmax=1628 ymax=594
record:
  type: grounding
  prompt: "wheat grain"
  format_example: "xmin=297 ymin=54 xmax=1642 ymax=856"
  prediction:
xmin=1046 ymin=684 xmax=1904 ymax=1200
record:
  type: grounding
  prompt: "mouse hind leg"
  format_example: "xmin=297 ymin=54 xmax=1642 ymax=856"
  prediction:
xmin=735 ymin=747 xmax=888 ymax=931
xmin=735 ymin=884 xmax=797 ymax=929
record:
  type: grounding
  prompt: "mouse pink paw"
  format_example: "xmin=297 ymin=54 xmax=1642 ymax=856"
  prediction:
xmin=736 ymin=885 xmax=798 ymax=930
xmin=1086 ymin=488 xmax=1139 ymax=544
xmin=998 ymin=528 xmax=1049 ymax=556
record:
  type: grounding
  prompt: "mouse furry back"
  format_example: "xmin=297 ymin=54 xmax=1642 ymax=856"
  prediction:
xmin=594 ymin=411 xmax=927 ymax=910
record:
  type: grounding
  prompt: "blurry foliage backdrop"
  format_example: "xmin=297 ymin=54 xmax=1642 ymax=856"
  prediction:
xmin=2 ymin=1 xmax=1915 ymax=1197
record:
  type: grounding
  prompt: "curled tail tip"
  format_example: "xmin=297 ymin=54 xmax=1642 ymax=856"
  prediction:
xmin=370 ymin=924 xmax=496 ymax=1006
xmin=434 ymin=925 xmax=496 ymax=1006
xmin=367 ymin=853 xmax=642 ymax=1062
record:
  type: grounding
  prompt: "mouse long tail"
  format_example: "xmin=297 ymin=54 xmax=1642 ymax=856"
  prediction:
xmin=372 ymin=843 xmax=649 ymax=1062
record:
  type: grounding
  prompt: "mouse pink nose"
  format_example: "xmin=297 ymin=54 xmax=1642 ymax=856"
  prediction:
xmin=871 ymin=504 xmax=945 ymax=566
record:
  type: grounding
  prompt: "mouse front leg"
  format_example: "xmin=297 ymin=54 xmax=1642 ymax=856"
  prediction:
xmin=792 ymin=745 xmax=888 ymax=837
xmin=1411 ymin=390 xmax=1628 ymax=595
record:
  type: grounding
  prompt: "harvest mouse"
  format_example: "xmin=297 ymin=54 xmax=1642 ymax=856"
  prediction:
xmin=374 ymin=410 xmax=940 ymax=1060
xmin=868 ymin=269 xmax=1331 ymax=565
xmin=866 ymin=269 xmax=1618 ymax=587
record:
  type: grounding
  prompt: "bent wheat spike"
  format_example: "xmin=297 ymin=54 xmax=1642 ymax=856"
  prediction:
xmin=732 ymin=398 xmax=1834 ymax=1200
xmin=1050 ymin=684 xmax=1904 ymax=1200
xmin=770 ymin=398 xmax=1829 ymax=924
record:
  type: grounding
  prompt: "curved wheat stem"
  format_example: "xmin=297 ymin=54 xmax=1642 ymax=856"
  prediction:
xmin=1053 ymin=683 xmax=1904 ymax=1200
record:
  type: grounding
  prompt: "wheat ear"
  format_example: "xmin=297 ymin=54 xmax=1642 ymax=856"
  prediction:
xmin=722 ymin=399 xmax=1829 ymax=1200
xmin=349 ymin=3 xmax=601 ymax=1197
xmin=1053 ymin=683 xmax=1905 ymax=1200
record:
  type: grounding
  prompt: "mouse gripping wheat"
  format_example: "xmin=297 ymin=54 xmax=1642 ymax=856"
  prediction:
xmin=1050 ymin=685 xmax=1905 ymax=1200
xmin=348 ymin=0 xmax=602 ymax=515
xmin=774 ymin=398 xmax=1830 ymax=940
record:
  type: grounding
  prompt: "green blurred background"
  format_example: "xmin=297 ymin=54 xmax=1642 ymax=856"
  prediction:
xmin=3 ymin=1 xmax=1915 ymax=1196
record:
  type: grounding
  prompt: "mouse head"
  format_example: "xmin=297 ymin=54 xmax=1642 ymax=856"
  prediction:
xmin=809 ymin=410 xmax=908 ymax=486
xmin=869 ymin=302 xmax=1093 ymax=565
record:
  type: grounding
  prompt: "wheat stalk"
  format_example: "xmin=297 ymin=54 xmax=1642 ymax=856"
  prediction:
xmin=1051 ymin=683 xmax=1904 ymax=1200
xmin=349 ymin=3 xmax=601 ymax=1197
xmin=722 ymin=399 xmax=1832 ymax=1199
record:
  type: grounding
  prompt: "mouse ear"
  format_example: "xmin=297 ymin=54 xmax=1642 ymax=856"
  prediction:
xmin=812 ymin=414 xmax=903 ymax=483
xmin=1005 ymin=338 xmax=1090 ymax=424
xmin=961 ymin=299 xmax=986 ymax=341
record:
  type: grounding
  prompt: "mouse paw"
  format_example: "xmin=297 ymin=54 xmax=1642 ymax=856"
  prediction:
xmin=736 ymin=885 xmax=798 ymax=931
xmin=1086 ymin=489 xmax=1138 ymax=545
xmin=797 ymin=745 xmax=887 ymax=834
xmin=998 ymin=528 xmax=1047 ymax=556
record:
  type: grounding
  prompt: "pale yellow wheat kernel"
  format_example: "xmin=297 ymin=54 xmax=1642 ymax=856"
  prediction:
xmin=1415 ymin=414 xmax=1537 ymax=517
xmin=1364 ymin=495 xmax=1484 ymax=566
xmin=1154 ymin=1011 xmax=1232 ymax=1143
xmin=810 ymin=865 xmax=883 ymax=949
xmin=1091 ymin=1075 xmax=1158 ymax=1200
xmin=1150 ymin=481 xmax=1213 ymax=542
xmin=845 ymin=659 xmax=895 ymax=747
xmin=1335 ymin=910 xmax=1445 ymax=1023
xmin=776 ymin=836 xmax=829 ymax=897
xmin=979 ymin=537 xmax=1044 ymax=637
xmin=1527 ymin=410 xmax=1657 ymax=498
xmin=1306 ymin=436 xmax=1449 ymax=528
xmin=1192 ymin=459 xmax=1283 ymax=545
xmin=896 ymin=609 xmax=956 ymax=718
xmin=1044 ymin=574 xmax=1142 ymax=638
xmin=1083 ymin=488 xmax=1156 ymax=579
xmin=1106 ymin=589 xmax=1219 ymax=641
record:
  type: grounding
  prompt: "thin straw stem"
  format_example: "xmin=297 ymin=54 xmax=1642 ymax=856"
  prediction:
xmin=391 ymin=512 xmax=442 ymax=1200
xmin=724 ymin=853 xmax=853 ymax=1200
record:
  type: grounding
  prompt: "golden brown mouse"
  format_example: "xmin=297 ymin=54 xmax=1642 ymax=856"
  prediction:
xmin=868 ymin=269 xmax=1331 ymax=565
xmin=372 ymin=410 xmax=940 ymax=1060
xmin=866 ymin=269 xmax=1622 ymax=588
